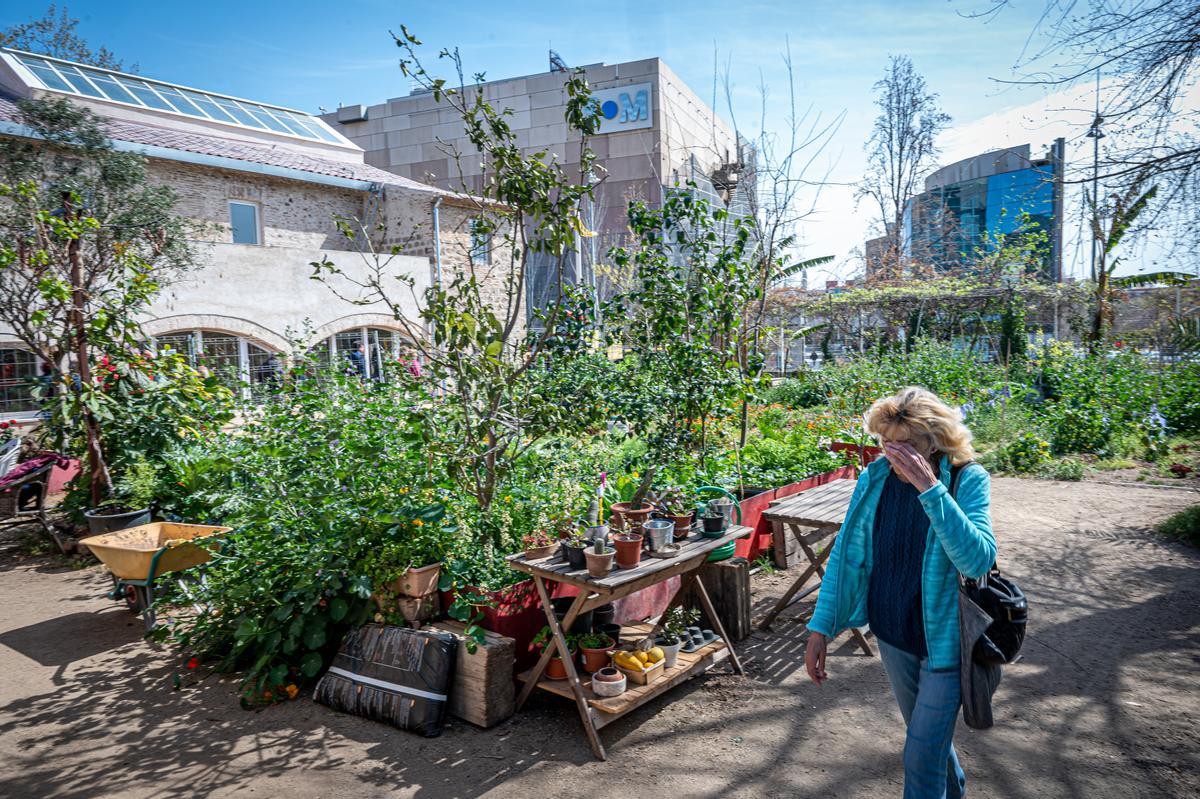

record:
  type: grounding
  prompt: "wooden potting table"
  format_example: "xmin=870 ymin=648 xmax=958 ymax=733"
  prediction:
xmin=509 ymin=525 xmax=751 ymax=760
xmin=757 ymin=479 xmax=874 ymax=656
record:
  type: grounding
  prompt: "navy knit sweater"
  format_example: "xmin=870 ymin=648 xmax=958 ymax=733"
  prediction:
xmin=868 ymin=471 xmax=929 ymax=657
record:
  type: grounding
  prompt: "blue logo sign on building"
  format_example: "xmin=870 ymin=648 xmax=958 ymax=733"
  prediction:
xmin=592 ymin=82 xmax=653 ymax=134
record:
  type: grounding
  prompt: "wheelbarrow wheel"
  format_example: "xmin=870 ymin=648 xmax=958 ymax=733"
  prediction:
xmin=122 ymin=584 xmax=144 ymax=613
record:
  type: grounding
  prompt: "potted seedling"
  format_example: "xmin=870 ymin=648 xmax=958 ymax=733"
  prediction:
xmin=577 ymin=630 xmax=616 ymax=673
xmin=584 ymin=536 xmax=615 ymax=578
xmin=656 ymin=606 xmax=700 ymax=669
xmin=522 ymin=530 xmax=557 ymax=561
xmin=612 ymin=530 xmax=644 ymax=568
xmin=560 ymin=528 xmax=589 ymax=570
xmin=700 ymin=509 xmax=727 ymax=536
xmin=654 ymin=486 xmax=695 ymax=540
xmin=532 ymin=626 xmax=578 ymax=681
xmin=609 ymin=467 xmax=657 ymax=532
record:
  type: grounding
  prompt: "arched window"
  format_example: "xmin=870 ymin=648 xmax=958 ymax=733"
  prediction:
xmin=314 ymin=326 xmax=414 ymax=381
xmin=154 ymin=330 xmax=278 ymax=394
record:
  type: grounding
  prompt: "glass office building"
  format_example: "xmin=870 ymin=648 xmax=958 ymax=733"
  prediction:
xmin=903 ymin=140 xmax=1065 ymax=281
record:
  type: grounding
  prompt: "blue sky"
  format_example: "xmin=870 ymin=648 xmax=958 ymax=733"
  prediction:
xmin=3 ymin=1 xmax=1119 ymax=277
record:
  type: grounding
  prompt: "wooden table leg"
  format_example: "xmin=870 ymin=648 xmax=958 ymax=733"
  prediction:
xmin=516 ymin=576 xmax=588 ymax=710
xmin=692 ymin=575 xmax=744 ymax=675
xmin=850 ymin=627 xmax=875 ymax=656
xmin=759 ymin=524 xmax=835 ymax=630
xmin=530 ymin=576 xmax=607 ymax=760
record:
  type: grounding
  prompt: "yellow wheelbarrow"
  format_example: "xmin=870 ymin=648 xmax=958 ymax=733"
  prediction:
xmin=83 ymin=522 xmax=230 ymax=631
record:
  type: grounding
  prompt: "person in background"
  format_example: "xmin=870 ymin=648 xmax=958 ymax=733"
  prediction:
xmin=804 ymin=386 xmax=995 ymax=799
xmin=345 ymin=341 xmax=367 ymax=380
xmin=261 ymin=353 xmax=283 ymax=387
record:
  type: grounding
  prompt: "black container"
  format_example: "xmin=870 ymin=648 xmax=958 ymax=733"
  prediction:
xmin=551 ymin=596 xmax=593 ymax=635
xmin=597 ymin=622 xmax=622 ymax=645
xmin=561 ymin=540 xmax=589 ymax=570
xmin=592 ymin=603 xmax=615 ymax=629
xmin=701 ymin=514 xmax=727 ymax=535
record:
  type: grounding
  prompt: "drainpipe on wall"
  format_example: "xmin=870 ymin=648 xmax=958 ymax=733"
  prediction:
xmin=431 ymin=197 xmax=443 ymax=395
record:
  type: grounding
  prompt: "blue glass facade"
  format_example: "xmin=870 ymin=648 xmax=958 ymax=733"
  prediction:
xmin=905 ymin=161 xmax=1060 ymax=280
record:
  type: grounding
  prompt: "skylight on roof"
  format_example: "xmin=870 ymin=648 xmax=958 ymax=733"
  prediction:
xmin=7 ymin=50 xmax=344 ymax=145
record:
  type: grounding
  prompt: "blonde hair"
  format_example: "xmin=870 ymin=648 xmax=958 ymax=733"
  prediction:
xmin=864 ymin=386 xmax=976 ymax=466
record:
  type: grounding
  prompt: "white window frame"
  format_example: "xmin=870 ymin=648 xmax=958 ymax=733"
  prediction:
xmin=228 ymin=200 xmax=262 ymax=246
xmin=325 ymin=327 xmax=411 ymax=381
xmin=0 ymin=345 xmax=45 ymax=420
xmin=153 ymin=330 xmax=271 ymax=400
xmin=469 ymin=219 xmax=491 ymax=266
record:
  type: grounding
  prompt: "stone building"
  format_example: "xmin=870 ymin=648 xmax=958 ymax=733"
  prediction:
xmin=0 ymin=48 xmax=504 ymax=418
xmin=323 ymin=56 xmax=750 ymax=313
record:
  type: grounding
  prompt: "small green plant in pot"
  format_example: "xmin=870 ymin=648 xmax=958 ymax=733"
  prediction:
xmin=577 ymin=630 xmax=616 ymax=673
xmin=657 ymin=606 xmax=699 ymax=669
xmin=585 ymin=536 xmax=615 ymax=578
xmin=654 ymin=486 xmax=694 ymax=539
xmin=560 ymin=526 xmax=590 ymax=570
xmin=522 ymin=530 xmax=557 ymax=561
xmin=531 ymin=626 xmax=578 ymax=680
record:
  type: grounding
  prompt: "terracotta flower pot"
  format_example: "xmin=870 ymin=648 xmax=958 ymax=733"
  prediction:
xmin=610 ymin=501 xmax=654 ymax=532
xmin=613 ymin=533 xmax=644 ymax=569
xmin=546 ymin=650 xmax=575 ymax=680
xmin=585 ymin=547 xmax=615 ymax=578
xmin=523 ymin=543 xmax=557 ymax=561
xmin=580 ymin=636 xmax=615 ymax=673
xmin=671 ymin=513 xmax=695 ymax=539
xmin=391 ymin=562 xmax=441 ymax=597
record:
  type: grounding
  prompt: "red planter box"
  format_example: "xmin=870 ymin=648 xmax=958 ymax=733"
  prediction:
xmin=830 ymin=441 xmax=883 ymax=466
xmin=734 ymin=465 xmax=859 ymax=561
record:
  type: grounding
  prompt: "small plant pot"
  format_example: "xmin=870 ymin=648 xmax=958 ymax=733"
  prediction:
xmin=613 ymin=533 xmax=644 ymax=569
xmin=701 ymin=514 xmax=727 ymax=536
xmin=642 ymin=518 xmax=675 ymax=552
xmin=552 ymin=596 xmax=593 ymax=636
xmin=671 ymin=513 xmax=695 ymax=539
xmin=391 ymin=562 xmax=441 ymax=597
xmin=523 ymin=543 xmax=557 ymax=561
xmin=610 ymin=502 xmax=654 ymax=533
xmin=561 ymin=540 xmax=589 ymax=570
xmin=585 ymin=547 xmax=615 ymax=578
xmin=656 ymin=637 xmax=683 ymax=669
xmin=591 ymin=667 xmax=626 ymax=697
xmin=545 ymin=651 xmax=575 ymax=680
xmin=596 ymin=621 xmax=621 ymax=645
xmin=580 ymin=636 xmax=615 ymax=673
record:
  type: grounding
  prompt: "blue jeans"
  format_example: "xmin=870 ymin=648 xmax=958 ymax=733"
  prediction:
xmin=878 ymin=639 xmax=967 ymax=799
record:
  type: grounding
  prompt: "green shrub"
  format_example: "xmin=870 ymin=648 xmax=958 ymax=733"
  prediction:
xmin=763 ymin=375 xmax=828 ymax=408
xmin=1038 ymin=457 xmax=1085 ymax=481
xmin=1044 ymin=400 xmax=1113 ymax=455
xmin=1158 ymin=505 xmax=1200 ymax=547
xmin=1000 ymin=432 xmax=1052 ymax=472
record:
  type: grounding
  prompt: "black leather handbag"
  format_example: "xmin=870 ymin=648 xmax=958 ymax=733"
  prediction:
xmin=951 ymin=464 xmax=1028 ymax=667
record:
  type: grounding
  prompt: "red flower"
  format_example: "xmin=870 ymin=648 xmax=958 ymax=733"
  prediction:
xmin=1113 ymin=341 xmax=1123 ymax=348
xmin=187 ymin=657 xmax=199 ymax=670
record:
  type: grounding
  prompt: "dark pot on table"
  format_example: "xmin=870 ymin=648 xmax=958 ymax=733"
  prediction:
xmin=561 ymin=540 xmax=589 ymax=570
xmin=84 ymin=507 xmax=151 ymax=537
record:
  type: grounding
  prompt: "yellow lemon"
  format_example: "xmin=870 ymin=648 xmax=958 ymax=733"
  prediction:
xmin=647 ymin=647 xmax=664 ymax=663
xmin=635 ymin=651 xmax=650 ymax=665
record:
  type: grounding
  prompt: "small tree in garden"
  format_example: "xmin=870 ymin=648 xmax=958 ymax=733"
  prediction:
xmin=609 ymin=188 xmax=761 ymax=467
xmin=311 ymin=27 xmax=604 ymax=541
xmin=0 ymin=97 xmax=194 ymax=506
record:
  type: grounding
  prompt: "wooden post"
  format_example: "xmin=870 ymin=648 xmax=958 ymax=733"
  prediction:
xmin=682 ymin=557 xmax=752 ymax=642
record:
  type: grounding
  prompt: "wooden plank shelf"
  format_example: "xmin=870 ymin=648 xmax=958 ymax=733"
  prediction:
xmin=516 ymin=623 xmax=728 ymax=725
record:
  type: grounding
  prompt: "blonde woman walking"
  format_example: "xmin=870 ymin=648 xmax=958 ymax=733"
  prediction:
xmin=805 ymin=387 xmax=996 ymax=799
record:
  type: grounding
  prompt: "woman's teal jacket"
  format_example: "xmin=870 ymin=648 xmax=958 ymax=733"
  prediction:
xmin=808 ymin=454 xmax=996 ymax=670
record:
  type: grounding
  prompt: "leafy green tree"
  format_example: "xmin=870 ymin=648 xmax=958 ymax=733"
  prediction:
xmin=0 ymin=97 xmax=193 ymax=504
xmin=609 ymin=187 xmax=760 ymax=467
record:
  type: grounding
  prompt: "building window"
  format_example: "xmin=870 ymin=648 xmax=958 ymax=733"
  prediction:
xmin=0 ymin=348 xmax=42 ymax=417
xmin=229 ymin=201 xmax=261 ymax=245
xmin=315 ymin=327 xmax=414 ymax=381
xmin=155 ymin=330 xmax=276 ymax=396
xmin=469 ymin=218 xmax=491 ymax=266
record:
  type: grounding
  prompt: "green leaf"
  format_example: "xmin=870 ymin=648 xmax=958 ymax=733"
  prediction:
xmin=329 ymin=598 xmax=348 ymax=622
xmin=303 ymin=628 xmax=326 ymax=650
xmin=267 ymin=663 xmax=289 ymax=686
xmin=300 ymin=651 xmax=324 ymax=678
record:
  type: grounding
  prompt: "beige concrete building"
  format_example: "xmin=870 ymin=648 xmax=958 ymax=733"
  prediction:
xmin=0 ymin=48 xmax=504 ymax=418
xmin=324 ymin=57 xmax=750 ymax=307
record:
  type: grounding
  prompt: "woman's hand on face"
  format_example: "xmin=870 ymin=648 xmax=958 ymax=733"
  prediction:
xmin=805 ymin=632 xmax=828 ymax=685
xmin=884 ymin=441 xmax=938 ymax=492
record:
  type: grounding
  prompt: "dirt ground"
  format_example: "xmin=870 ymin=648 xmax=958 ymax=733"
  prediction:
xmin=1 ymin=477 xmax=1197 ymax=799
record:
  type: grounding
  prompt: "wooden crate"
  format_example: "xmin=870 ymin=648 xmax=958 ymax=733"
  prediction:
xmin=427 ymin=620 xmax=515 ymax=728
xmin=681 ymin=556 xmax=752 ymax=641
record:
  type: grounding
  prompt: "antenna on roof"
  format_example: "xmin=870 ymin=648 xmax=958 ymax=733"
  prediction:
xmin=549 ymin=49 xmax=569 ymax=73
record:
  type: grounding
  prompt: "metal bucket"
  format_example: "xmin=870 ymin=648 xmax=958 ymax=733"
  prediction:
xmin=707 ymin=498 xmax=735 ymax=528
xmin=642 ymin=519 xmax=674 ymax=552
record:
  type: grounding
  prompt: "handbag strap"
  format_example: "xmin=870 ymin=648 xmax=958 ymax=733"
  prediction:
xmin=948 ymin=460 xmax=998 ymax=587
